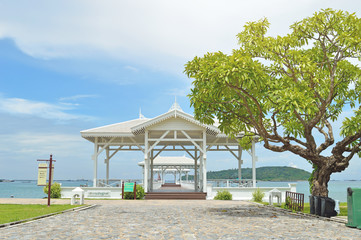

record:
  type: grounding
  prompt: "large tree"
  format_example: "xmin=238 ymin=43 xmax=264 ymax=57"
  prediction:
xmin=185 ymin=9 xmax=361 ymax=197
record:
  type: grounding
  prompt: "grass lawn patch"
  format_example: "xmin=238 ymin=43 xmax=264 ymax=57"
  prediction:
xmin=260 ymin=202 xmax=347 ymax=216
xmin=339 ymin=202 xmax=347 ymax=216
xmin=0 ymin=204 xmax=82 ymax=224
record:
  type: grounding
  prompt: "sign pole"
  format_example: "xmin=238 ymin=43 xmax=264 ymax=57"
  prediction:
xmin=37 ymin=154 xmax=56 ymax=207
xmin=47 ymin=154 xmax=53 ymax=207
xmin=122 ymin=182 xmax=124 ymax=199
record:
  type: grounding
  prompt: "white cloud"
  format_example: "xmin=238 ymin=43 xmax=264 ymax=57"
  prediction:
xmin=0 ymin=95 xmax=93 ymax=121
xmin=0 ymin=131 xmax=94 ymax=179
xmin=59 ymin=94 xmax=98 ymax=102
xmin=288 ymin=162 xmax=298 ymax=168
xmin=124 ymin=66 xmax=139 ymax=72
xmin=166 ymin=88 xmax=189 ymax=97
xmin=0 ymin=0 xmax=358 ymax=74
xmin=3 ymin=132 xmax=85 ymax=155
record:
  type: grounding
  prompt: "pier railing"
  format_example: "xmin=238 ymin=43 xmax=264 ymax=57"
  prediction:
xmin=208 ymin=179 xmax=253 ymax=188
xmin=95 ymin=179 xmax=253 ymax=188
xmin=97 ymin=179 xmax=142 ymax=188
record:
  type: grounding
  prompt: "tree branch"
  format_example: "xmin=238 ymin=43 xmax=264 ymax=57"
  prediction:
xmin=316 ymin=119 xmax=334 ymax=154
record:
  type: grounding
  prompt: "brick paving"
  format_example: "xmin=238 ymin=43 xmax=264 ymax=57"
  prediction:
xmin=1 ymin=199 xmax=361 ymax=239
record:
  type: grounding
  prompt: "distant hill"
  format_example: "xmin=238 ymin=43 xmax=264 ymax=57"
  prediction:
xmin=184 ymin=166 xmax=311 ymax=181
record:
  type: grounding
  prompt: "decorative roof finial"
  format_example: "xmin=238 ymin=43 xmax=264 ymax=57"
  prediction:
xmin=139 ymin=108 xmax=145 ymax=119
xmin=169 ymin=96 xmax=183 ymax=112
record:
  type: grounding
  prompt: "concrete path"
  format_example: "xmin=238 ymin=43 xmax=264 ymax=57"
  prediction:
xmin=1 ymin=199 xmax=361 ymax=239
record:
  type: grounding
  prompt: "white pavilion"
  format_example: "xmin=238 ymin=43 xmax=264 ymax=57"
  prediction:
xmin=80 ymin=101 xmax=259 ymax=195
xmin=138 ymin=155 xmax=196 ymax=186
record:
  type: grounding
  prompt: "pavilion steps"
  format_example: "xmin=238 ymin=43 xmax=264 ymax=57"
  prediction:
xmin=145 ymin=192 xmax=207 ymax=200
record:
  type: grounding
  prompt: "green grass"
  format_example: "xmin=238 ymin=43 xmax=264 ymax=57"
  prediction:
xmin=261 ymin=202 xmax=348 ymax=216
xmin=0 ymin=204 xmax=82 ymax=224
xmin=339 ymin=202 xmax=348 ymax=216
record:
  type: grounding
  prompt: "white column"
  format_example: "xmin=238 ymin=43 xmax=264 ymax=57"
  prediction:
xmin=200 ymin=153 xmax=203 ymax=191
xmin=194 ymin=150 xmax=198 ymax=191
xmin=252 ymin=138 xmax=257 ymax=188
xmin=93 ymin=137 xmax=98 ymax=187
xmin=150 ymin=150 xmax=154 ymax=191
xmin=144 ymin=130 xmax=149 ymax=192
xmin=238 ymin=146 xmax=243 ymax=186
xmin=142 ymin=167 xmax=145 ymax=185
xmin=199 ymin=143 xmax=203 ymax=190
xmin=161 ymin=168 xmax=165 ymax=184
xmin=174 ymin=172 xmax=176 ymax=183
xmin=186 ymin=172 xmax=189 ymax=182
xmin=179 ymin=168 xmax=182 ymax=184
xmin=106 ymin=147 xmax=109 ymax=185
xmin=202 ymin=157 xmax=207 ymax=192
xmin=202 ymin=130 xmax=207 ymax=192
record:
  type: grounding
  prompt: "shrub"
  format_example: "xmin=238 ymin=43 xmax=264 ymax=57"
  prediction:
xmin=123 ymin=185 xmax=145 ymax=199
xmin=43 ymin=182 xmax=61 ymax=198
xmin=285 ymin=196 xmax=292 ymax=209
xmin=214 ymin=190 xmax=232 ymax=200
xmin=252 ymin=188 xmax=265 ymax=202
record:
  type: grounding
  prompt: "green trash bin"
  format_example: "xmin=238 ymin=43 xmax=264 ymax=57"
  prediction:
xmin=346 ymin=187 xmax=361 ymax=229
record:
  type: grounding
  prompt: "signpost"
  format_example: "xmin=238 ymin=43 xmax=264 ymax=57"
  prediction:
xmin=122 ymin=182 xmax=137 ymax=200
xmin=37 ymin=154 xmax=56 ymax=206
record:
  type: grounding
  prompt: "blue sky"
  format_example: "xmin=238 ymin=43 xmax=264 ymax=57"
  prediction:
xmin=0 ymin=0 xmax=360 ymax=180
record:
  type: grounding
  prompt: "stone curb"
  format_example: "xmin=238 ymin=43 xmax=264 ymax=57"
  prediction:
xmin=0 ymin=204 xmax=97 ymax=229
xmin=252 ymin=201 xmax=347 ymax=224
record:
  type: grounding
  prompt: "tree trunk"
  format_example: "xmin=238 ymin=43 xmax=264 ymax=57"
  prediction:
xmin=311 ymin=167 xmax=332 ymax=197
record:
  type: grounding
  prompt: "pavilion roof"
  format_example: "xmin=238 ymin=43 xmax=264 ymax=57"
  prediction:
xmin=80 ymin=102 xmax=254 ymax=142
xmin=81 ymin=107 xmax=221 ymax=138
xmin=80 ymin=118 xmax=149 ymax=137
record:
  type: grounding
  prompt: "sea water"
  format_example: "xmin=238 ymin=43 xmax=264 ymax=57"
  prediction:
xmin=1 ymin=180 xmax=360 ymax=202
xmin=0 ymin=180 xmax=91 ymax=199
xmin=258 ymin=180 xmax=361 ymax=202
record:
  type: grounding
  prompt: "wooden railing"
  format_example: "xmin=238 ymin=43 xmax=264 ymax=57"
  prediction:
xmin=285 ymin=191 xmax=304 ymax=211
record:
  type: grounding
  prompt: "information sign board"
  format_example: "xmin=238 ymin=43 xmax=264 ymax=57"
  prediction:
xmin=50 ymin=166 xmax=54 ymax=184
xmin=37 ymin=163 xmax=47 ymax=186
xmin=124 ymin=182 xmax=135 ymax=192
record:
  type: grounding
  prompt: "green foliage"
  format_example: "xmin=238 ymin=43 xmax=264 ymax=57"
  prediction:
xmin=185 ymin=9 xmax=361 ymax=196
xmin=308 ymin=164 xmax=317 ymax=194
xmin=284 ymin=196 xmax=292 ymax=209
xmin=214 ymin=190 xmax=233 ymax=200
xmin=183 ymin=166 xmax=311 ymax=181
xmin=0 ymin=204 xmax=80 ymax=224
xmin=252 ymin=188 xmax=265 ymax=202
xmin=211 ymin=166 xmax=310 ymax=181
xmin=123 ymin=185 xmax=145 ymax=200
xmin=43 ymin=182 xmax=61 ymax=198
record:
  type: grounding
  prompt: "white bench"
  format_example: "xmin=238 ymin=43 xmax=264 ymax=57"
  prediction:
xmin=71 ymin=187 xmax=84 ymax=205
xmin=269 ymin=188 xmax=282 ymax=206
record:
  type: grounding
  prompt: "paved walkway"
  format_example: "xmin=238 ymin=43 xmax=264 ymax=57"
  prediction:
xmin=1 ymin=199 xmax=361 ymax=239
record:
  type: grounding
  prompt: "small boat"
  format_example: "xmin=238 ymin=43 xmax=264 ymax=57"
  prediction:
xmin=0 ymin=179 xmax=14 ymax=182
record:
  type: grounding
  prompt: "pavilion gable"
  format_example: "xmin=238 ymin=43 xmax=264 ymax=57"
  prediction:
xmin=131 ymin=109 xmax=220 ymax=135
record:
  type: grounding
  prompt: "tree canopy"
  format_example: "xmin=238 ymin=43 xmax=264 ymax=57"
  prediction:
xmin=185 ymin=9 xmax=361 ymax=196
